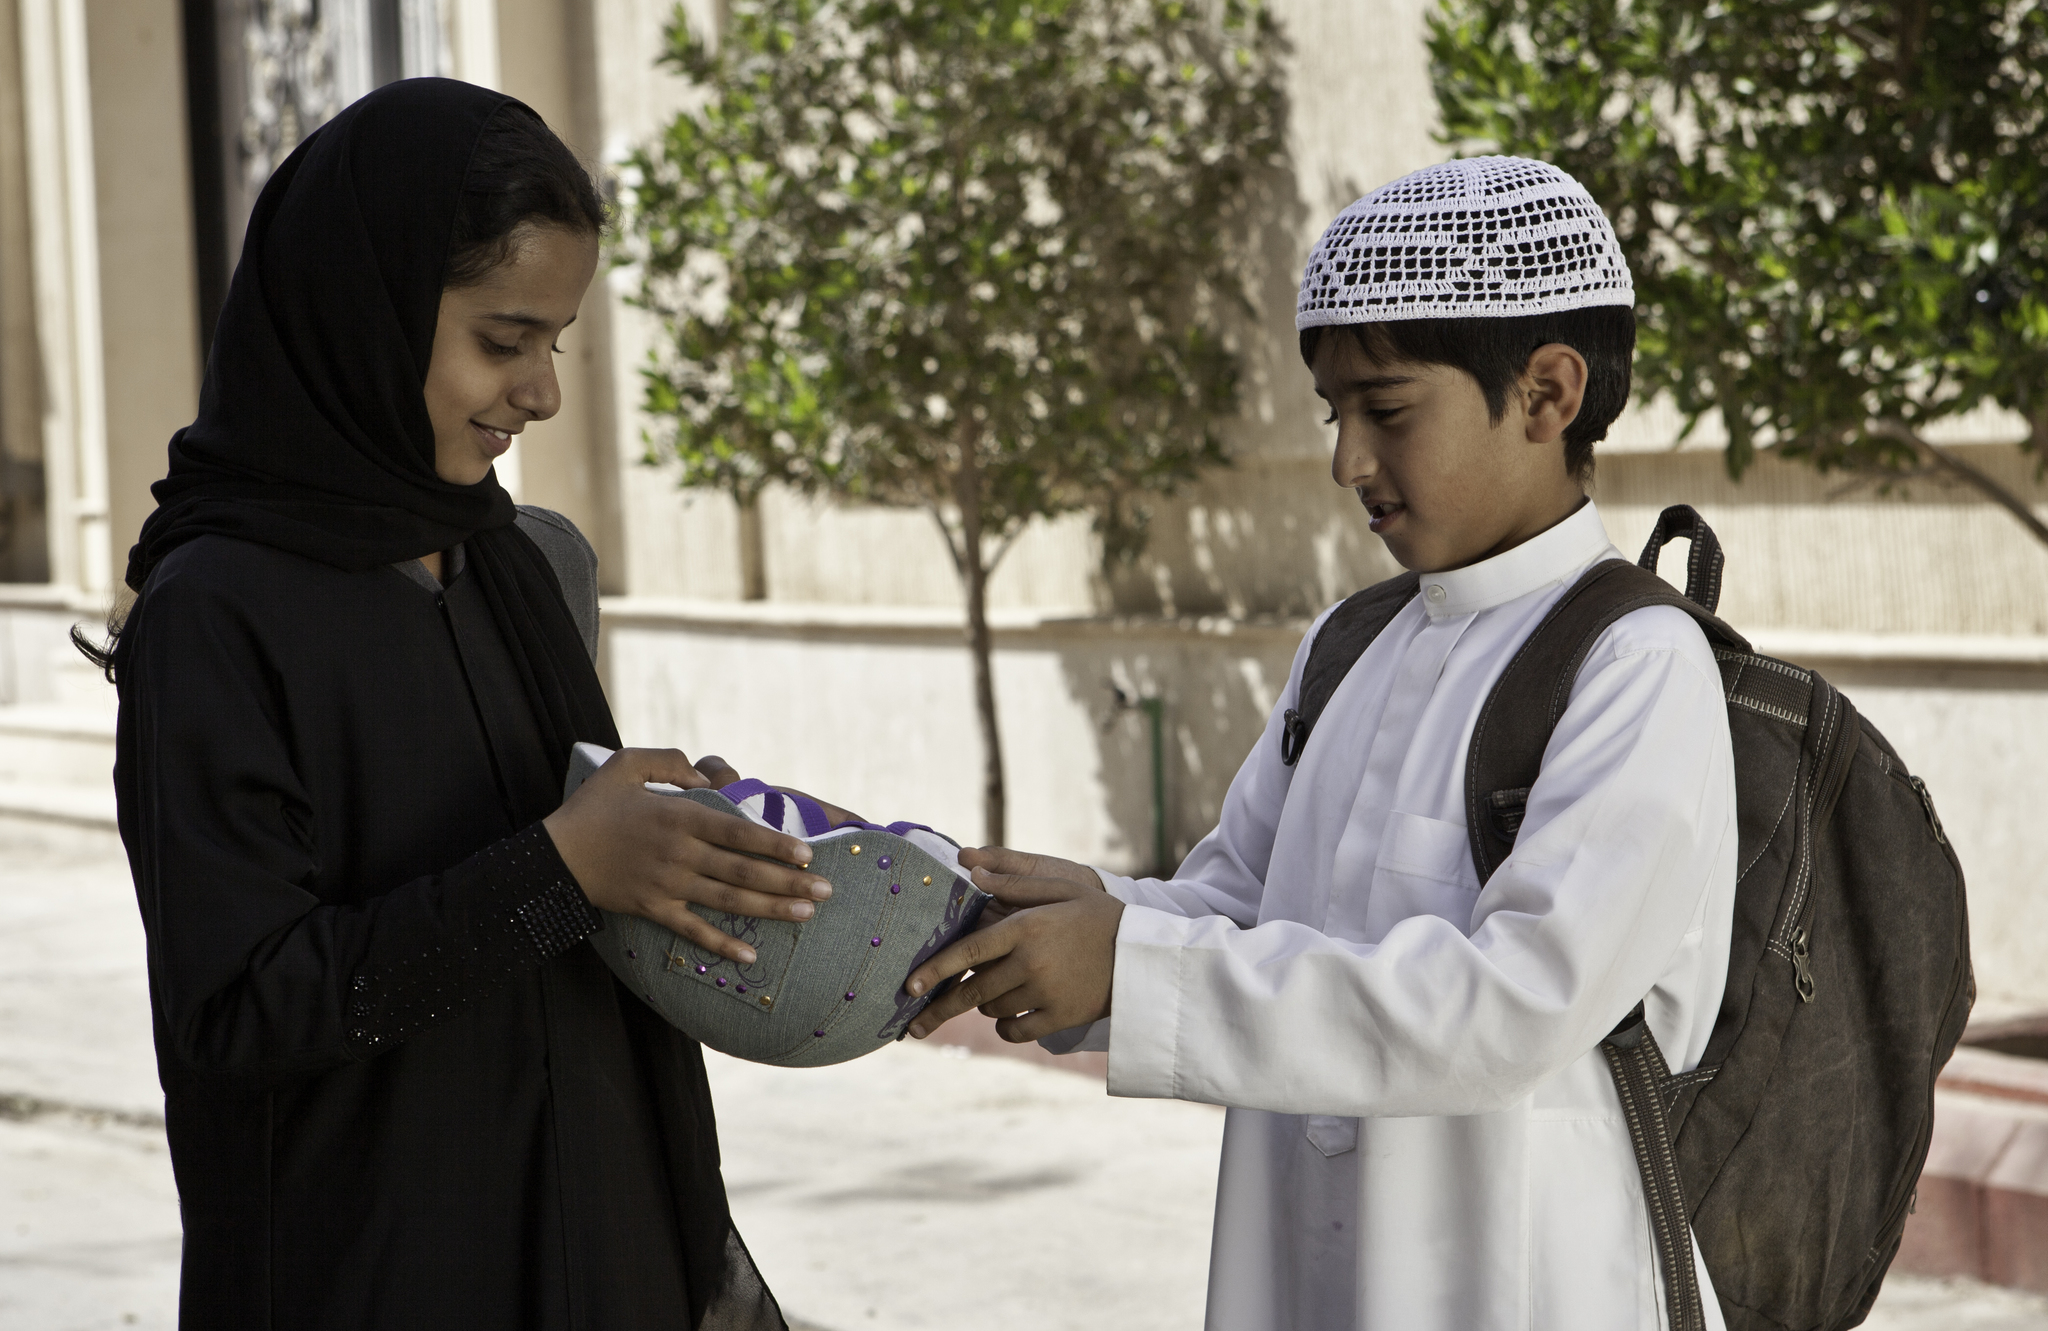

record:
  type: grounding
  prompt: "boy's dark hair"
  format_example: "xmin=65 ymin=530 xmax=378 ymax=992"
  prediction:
xmin=444 ymin=105 xmax=608 ymax=288
xmin=1298 ymin=307 xmax=1636 ymax=481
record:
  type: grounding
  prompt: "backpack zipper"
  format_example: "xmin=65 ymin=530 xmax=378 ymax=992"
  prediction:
xmin=1791 ymin=928 xmax=1816 ymax=1003
xmin=1907 ymin=775 xmax=1947 ymax=844
xmin=1771 ymin=687 xmax=1856 ymax=988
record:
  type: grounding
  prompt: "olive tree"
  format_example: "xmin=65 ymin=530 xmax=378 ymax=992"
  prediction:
xmin=1430 ymin=0 xmax=2048 ymax=545
xmin=622 ymin=0 xmax=1287 ymax=841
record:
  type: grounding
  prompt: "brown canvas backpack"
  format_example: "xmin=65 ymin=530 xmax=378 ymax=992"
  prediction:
xmin=1280 ymin=505 xmax=1972 ymax=1331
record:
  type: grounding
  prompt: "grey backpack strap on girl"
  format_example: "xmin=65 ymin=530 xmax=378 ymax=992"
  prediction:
xmin=1288 ymin=505 xmax=1972 ymax=1331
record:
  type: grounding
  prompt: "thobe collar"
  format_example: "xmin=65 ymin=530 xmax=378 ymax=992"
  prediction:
xmin=1415 ymin=499 xmax=1612 ymax=619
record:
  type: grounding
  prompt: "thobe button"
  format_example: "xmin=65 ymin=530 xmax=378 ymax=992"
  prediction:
xmin=1424 ymin=583 xmax=1447 ymax=603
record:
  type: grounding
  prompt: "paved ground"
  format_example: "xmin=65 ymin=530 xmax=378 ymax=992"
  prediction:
xmin=3 ymin=816 xmax=2045 ymax=1331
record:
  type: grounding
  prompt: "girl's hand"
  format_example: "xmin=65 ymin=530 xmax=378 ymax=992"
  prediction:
xmin=542 ymin=748 xmax=833 ymax=964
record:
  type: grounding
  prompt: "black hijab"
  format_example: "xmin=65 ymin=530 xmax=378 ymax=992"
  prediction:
xmin=127 ymin=77 xmax=619 ymax=801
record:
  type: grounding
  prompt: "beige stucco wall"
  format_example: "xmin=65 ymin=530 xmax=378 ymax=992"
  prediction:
xmin=2 ymin=0 xmax=2037 ymax=1014
xmin=597 ymin=602 xmax=2048 ymax=1020
xmin=595 ymin=0 xmax=2048 ymax=637
xmin=583 ymin=0 xmax=2048 ymax=1025
xmin=601 ymin=607 xmax=1302 ymax=878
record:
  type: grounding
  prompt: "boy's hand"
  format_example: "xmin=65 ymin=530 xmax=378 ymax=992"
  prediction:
xmin=903 ymin=873 xmax=1124 ymax=1043
xmin=543 ymin=748 xmax=834 ymax=964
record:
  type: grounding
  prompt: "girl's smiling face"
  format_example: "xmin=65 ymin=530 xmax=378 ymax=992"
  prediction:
xmin=1311 ymin=328 xmax=1590 ymax=573
xmin=423 ymin=222 xmax=601 ymax=485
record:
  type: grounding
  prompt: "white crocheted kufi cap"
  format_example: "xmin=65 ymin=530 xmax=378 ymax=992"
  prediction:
xmin=1296 ymin=156 xmax=1634 ymax=330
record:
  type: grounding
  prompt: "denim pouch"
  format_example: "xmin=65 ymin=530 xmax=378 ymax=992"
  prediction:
xmin=564 ymin=743 xmax=991 ymax=1067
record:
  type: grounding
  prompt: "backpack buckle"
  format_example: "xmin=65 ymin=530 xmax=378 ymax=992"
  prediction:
xmin=1279 ymin=708 xmax=1308 ymax=766
xmin=1486 ymin=787 xmax=1531 ymax=840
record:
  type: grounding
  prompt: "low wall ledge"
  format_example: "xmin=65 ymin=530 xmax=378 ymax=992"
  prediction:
xmin=599 ymin=597 xmax=2048 ymax=668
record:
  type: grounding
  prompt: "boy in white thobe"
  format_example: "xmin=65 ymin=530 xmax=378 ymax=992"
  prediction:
xmin=905 ymin=157 xmax=1738 ymax=1331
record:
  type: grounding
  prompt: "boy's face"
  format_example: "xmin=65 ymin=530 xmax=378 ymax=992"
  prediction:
xmin=1312 ymin=330 xmax=1589 ymax=574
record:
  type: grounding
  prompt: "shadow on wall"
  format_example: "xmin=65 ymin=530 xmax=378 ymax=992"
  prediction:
xmin=1050 ymin=625 xmax=1302 ymax=876
xmin=1117 ymin=441 xmax=2048 ymax=635
xmin=1100 ymin=80 xmax=1397 ymax=627
xmin=1107 ymin=459 xmax=1404 ymax=621
xmin=1072 ymin=436 xmax=2048 ymax=872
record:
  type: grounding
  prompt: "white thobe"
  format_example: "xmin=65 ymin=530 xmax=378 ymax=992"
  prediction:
xmin=1049 ymin=502 xmax=1737 ymax=1330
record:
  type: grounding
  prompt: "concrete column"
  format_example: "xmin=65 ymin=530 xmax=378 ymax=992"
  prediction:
xmin=0 ymin=0 xmax=48 ymax=583
xmin=488 ymin=0 xmax=624 ymax=579
xmin=15 ymin=0 xmax=108 ymax=597
xmin=83 ymin=0 xmax=200 ymax=599
xmin=581 ymin=0 xmax=724 ymax=599
xmin=441 ymin=0 xmax=501 ymax=90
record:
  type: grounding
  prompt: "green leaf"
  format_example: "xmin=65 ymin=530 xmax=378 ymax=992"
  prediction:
xmin=618 ymin=0 xmax=1283 ymax=562
xmin=1431 ymin=0 xmax=2048 ymax=480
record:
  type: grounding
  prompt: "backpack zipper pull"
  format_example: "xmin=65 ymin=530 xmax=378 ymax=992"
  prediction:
xmin=1907 ymin=775 xmax=1947 ymax=845
xmin=1792 ymin=927 xmax=1816 ymax=1003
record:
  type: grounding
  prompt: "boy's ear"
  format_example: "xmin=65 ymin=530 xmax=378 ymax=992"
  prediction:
xmin=1521 ymin=343 xmax=1588 ymax=446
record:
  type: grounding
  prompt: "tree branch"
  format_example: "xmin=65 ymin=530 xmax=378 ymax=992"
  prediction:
xmin=983 ymin=521 xmax=1024 ymax=578
xmin=1867 ymin=419 xmax=2048 ymax=549
xmin=927 ymin=504 xmax=966 ymax=577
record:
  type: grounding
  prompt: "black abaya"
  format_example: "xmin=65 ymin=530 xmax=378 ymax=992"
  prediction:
xmin=120 ymin=520 xmax=782 ymax=1329
xmin=108 ymin=77 xmax=784 ymax=1330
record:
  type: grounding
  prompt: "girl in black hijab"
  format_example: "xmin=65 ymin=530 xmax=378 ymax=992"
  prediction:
xmin=105 ymin=78 xmax=821 ymax=1329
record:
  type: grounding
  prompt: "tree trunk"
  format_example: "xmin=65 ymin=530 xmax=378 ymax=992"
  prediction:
xmin=737 ymin=491 xmax=767 ymax=601
xmin=952 ymin=457 xmax=1005 ymax=847
xmin=1868 ymin=420 xmax=2048 ymax=549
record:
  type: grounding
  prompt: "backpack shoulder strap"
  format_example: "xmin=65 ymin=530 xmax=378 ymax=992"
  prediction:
xmin=1464 ymin=534 xmax=1749 ymax=885
xmin=1280 ymin=571 xmax=1421 ymax=766
xmin=1460 ymin=505 xmax=1750 ymax=1331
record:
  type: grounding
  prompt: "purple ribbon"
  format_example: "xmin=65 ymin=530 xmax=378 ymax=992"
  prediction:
xmin=714 ymin=778 xmax=942 ymax=841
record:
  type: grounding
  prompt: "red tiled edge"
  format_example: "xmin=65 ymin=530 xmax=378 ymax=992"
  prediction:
xmin=1895 ymin=1046 xmax=2048 ymax=1294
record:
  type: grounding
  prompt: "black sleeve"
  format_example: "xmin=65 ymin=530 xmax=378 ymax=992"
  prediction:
xmin=122 ymin=573 xmax=600 ymax=1085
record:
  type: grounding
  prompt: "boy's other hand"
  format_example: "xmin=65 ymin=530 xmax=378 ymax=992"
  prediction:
xmin=543 ymin=747 xmax=834 ymax=965
xmin=901 ymin=874 xmax=1124 ymax=1043
xmin=958 ymin=845 xmax=1103 ymax=889
xmin=957 ymin=845 xmax=1103 ymax=924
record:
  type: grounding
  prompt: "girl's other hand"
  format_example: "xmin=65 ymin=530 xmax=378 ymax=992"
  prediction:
xmin=692 ymin=753 xmax=743 ymax=787
xmin=689 ymin=755 xmax=865 ymax=826
xmin=542 ymin=747 xmax=833 ymax=964
xmin=772 ymin=785 xmax=865 ymax=826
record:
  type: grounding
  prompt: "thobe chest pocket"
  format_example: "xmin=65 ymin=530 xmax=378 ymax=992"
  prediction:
xmin=1362 ymin=810 xmax=1482 ymax=941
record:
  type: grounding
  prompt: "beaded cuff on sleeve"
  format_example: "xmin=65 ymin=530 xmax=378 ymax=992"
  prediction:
xmin=343 ymin=824 xmax=601 ymax=1056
